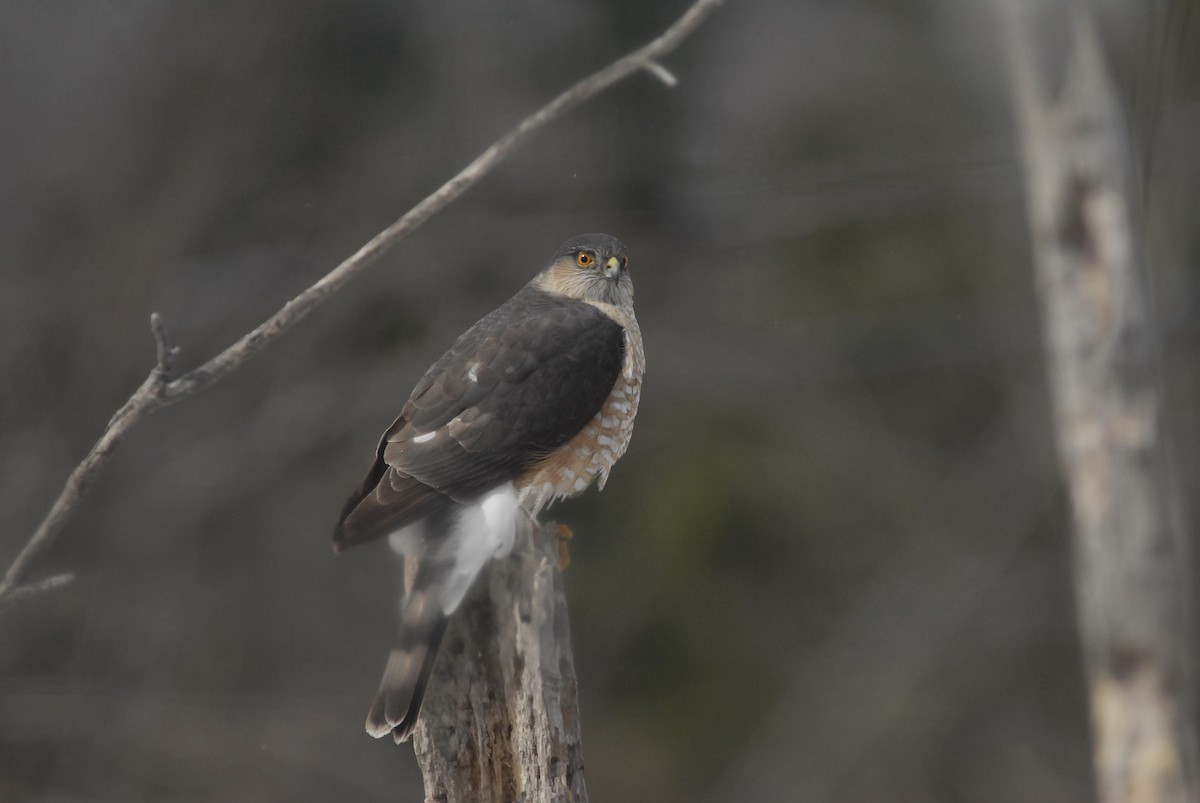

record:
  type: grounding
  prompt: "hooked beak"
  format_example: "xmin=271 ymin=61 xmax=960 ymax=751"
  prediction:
xmin=604 ymin=256 xmax=621 ymax=280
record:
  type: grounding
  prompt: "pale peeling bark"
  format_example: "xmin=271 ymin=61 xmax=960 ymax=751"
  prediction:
xmin=998 ymin=2 xmax=1199 ymax=801
xmin=412 ymin=520 xmax=587 ymax=803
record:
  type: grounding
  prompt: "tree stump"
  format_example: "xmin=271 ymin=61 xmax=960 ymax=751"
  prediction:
xmin=412 ymin=520 xmax=588 ymax=803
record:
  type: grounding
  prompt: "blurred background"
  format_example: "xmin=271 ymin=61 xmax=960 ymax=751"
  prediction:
xmin=2 ymin=0 xmax=1198 ymax=800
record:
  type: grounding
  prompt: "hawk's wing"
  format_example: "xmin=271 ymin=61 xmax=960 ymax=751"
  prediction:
xmin=334 ymin=287 xmax=624 ymax=551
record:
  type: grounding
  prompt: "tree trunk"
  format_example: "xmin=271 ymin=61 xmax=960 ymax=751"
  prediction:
xmin=412 ymin=520 xmax=588 ymax=803
xmin=998 ymin=2 xmax=1200 ymax=801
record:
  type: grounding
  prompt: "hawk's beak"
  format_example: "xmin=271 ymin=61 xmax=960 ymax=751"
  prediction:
xmin=604 ymin=256 xmax=621 ymax=280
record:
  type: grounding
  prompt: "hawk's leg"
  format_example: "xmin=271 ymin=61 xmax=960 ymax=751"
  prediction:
xmin=555 ymin=523 xmax=574 ymax=571
xmin=526 ymin=515 xmax=575 ymax=571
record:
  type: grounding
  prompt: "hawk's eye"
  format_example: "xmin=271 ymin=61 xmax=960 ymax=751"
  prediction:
xmin=576 ymin=252 xmax=594 ymax=267
xmin=620 ymin=256 xmax=628 ymax=268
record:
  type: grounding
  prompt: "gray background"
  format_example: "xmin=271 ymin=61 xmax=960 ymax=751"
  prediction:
xmin=2 ymin=1 xmax=1198 ymax=800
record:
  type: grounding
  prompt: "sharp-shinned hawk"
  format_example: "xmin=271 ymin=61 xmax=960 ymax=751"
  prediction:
xmin=334 ymin=233 xmax=644 ymax=743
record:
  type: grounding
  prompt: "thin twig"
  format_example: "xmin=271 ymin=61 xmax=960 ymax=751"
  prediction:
xmin=643 ymin=61 xmax=679 ymax=87
xmin=150 ymin=311 xmax=180 ymax=375
xmin=0 ymin=0 xmax=721 ymax=604
xmin=0 ymin=573 xmax=75 ymax=607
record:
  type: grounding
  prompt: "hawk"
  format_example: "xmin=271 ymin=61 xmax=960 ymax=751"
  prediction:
xmin=334 ymin=233 xmax=644 ymax=743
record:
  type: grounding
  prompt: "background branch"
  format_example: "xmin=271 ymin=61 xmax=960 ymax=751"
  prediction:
xmin=0 ymin=573 xmax=75 ymax=608
xmin=998 ymin=1 xmax=1200 ymax=800
xmin=0 ymin=0 xmax=721 ymax=604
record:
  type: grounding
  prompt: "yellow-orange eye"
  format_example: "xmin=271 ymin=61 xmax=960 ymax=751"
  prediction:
xmin=576 ymin=251 xmax=594 ymax=267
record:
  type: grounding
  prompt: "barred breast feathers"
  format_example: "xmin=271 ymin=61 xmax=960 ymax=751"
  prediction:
xmin=516 ymin=300 xmax=644 ymax=516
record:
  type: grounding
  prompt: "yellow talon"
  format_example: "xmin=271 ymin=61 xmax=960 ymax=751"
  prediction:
xmin=556 ymin=523 xmax=574 ymax=571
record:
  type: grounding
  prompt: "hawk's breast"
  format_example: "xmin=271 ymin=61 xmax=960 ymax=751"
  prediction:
xmin=517 ymin=303 xmax=643 ymax=513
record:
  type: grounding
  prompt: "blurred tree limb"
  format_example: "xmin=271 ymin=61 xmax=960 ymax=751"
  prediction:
xmin=0 ymin=0 xmax=721 ymax=606
xmin=999 ymin=2 xmax=1200 ymax=801
xmin=413 ymin=520 xmax=587 ymax=802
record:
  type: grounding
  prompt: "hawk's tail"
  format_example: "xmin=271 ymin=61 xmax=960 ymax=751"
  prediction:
xmin=364 ymin=484 xmax=519 ymax=743
xmin=365 ymin=580 xmax=450 ymax=744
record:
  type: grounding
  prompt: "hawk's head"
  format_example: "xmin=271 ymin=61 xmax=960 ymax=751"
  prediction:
xmin=537 ymin=233 xmax=633 ymax=310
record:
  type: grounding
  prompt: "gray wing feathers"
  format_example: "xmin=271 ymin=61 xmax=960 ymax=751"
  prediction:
xmin=334 ymin=287 xmax=623 ymax=551
xmin=383 ymin=289 xmax=624 ymax=494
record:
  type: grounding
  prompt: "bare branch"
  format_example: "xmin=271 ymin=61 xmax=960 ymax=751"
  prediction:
xmin=155 ymin=0 xmax=720 ymax=405
xmin=2 ymin=354 xmax=164 ymax=604
xmin=643 ymin=61 xmax=679 ymax=87
xmin=0 ymin=0 xmax=720 ymax=599
xmin=0 ymin=573 xmax=75 ymax=607
xmin=997 ymin=1 xmax=1200 ymax=800
xmin=150 ymin=312 xmax=180 ymax=376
